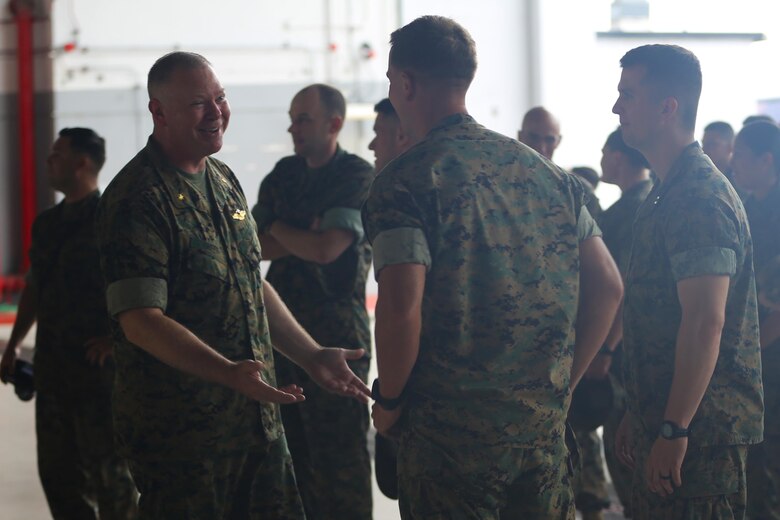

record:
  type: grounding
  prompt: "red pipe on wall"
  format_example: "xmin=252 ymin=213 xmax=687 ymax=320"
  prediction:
xmin=15 ymin=1 xmax=36 ymax=272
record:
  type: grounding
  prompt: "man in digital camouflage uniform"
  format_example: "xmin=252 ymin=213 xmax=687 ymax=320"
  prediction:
xmin=367 ymin=97 xmax=411 ymax=502
xmin=0 ymin=128 xmax=138 ymax=519
xmin=364 ymin=16 xmax=624 ymax=519
xmin=95 ymin=51 xmax=370 ymax=519
xmin=252 ymin=83 xmax=373 ymax=519
xmin=730 ymin=121 xmax=780 ymax=519
xmin=612 ymin=44 xmax=764 ymax=520
xmin=589 ymin=127 xmax=653 ymax=519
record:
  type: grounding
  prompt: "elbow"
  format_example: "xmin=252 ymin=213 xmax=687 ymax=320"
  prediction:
xmin=312 ymin=249 xmax=342 ymax=265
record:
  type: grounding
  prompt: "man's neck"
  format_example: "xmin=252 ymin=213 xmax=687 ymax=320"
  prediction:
xmin=152 ymin=132 xmax=207 ymax=173
xmin=305 ymin=141 xmax=338 ymax=169
xmin=618 ymin=172 xmax=650 ymax=193
xmin=63 ymin=182 xmax=97 ymax=203
xmin=641 ymin=132 xmax=695 ymax=182
xmin=752 ymin=175 xmax=778 ymax=201
xmin=406 ymin=94 xmax=468 ymax=142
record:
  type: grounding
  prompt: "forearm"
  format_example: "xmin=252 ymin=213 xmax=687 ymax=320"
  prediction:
xmin=603 ymin=299 xmax=624 ymax=351
xmin=118 ymin=308 xmax=233 ymax=386
xmin=374 ymin=263 xmax=425 ymax=398
xmin=664 ymin=318 xmax=722 ymax=427
xmin=269 ymin=221 xmax=351 ymax=264
xmin=258 ymin=233 xmax=290 ymax=260
xmin=760 ymin=310 xmax=780 ymax=349
xmin=571 ymin=237 xmax=623 ymax=388
xmin=6 ymin=284 xmax=38 ymax=351
xmin=263 ymin=280 xmax=320 ymax=366
xmin=375 ymin=303 xmax=420 ymax=399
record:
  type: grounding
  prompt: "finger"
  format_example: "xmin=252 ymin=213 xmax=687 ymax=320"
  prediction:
xmin=672 ymin=464 xmax=683 ymax=488
xmin=278 ymin=384 xmax=304 ymax=396
xmin=341 ymin=348 xmax=366 ymax=361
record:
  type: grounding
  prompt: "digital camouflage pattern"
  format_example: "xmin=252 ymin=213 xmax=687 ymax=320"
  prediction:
xmin=597 ymin=177 xmax=653 ymax=515
xmin=742 ymin=182 xmax=780 ymax=519
xmin=30 ymin=192 xmax=111 ymax=360
xmin=623 ymin=143 xmax=763 ymax=448
xmin=744 ymin=181 xmax=780 ymax=437
xmin=252 ymin=146 xmax=373 ymax=519
xmin=630 ymin=429 xmax=748 ymax=520
xmin=398 ymin=430 xmax=574 ymax=519
xmin=571 ymin=428 xmax=610 ymax=513
xmin=129 ymin=438 xmax=304 ymax=519
xmin=96 ymin=137 xmax=284 ymax=466
xmin=29 ymin=191 xmax=137 ymax=518
xmin=363 ymin=113 xmax=598 ymax=514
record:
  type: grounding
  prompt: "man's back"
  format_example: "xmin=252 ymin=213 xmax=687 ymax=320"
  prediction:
xmin=365 ymin=113 xmax=594 ymax=448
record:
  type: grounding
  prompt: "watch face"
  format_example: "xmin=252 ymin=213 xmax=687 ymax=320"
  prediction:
xmin=661 ymin=422 xmax=674 ymax=438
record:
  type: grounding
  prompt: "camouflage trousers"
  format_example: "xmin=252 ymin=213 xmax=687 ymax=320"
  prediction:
xmin=278 ymin=358 xmax=372 ymax=520
xmin=129 ymin=437 xmax=304 ymax=520
xmin=602 ymin=385 xmax=633 ymax=516
xmin=631 ymin=433 xmax=748 ymax=520
xmin=34 ymin=355 xmax=137 ymax=520
xmin=747 ymin=435 xmax=780 ymax=519
xmin=572 ymin=427 xmax=610 ymax=513
xmin=397 ymin=427 xmax=575 ymax=519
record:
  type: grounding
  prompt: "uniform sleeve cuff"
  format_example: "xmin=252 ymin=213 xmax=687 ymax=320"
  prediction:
xmin=372 ymin=227 xmax=431 ymax=279
xmin=577 ymin=206 xmax=602 ymax=242
xmin=320 ymin=207 xmax=364 ymax=242
xmin=106 ymin=277 xmax=168 ymax=318
xmin=670 ymin=247 xmax=737 ymax=281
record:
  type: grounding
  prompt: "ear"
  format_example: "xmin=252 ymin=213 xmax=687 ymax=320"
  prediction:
xmin=329 ymin=115 xmax=344 ymax=134
xmin=149 ymin=98 xmax=166 ymax=126
xmin=661 ymin=96 xmax=679 ymax=120
xmin=759 ymin=151 xmax=774 ymax=171
xmin=400 ymin=70 xmax=416 ymax=101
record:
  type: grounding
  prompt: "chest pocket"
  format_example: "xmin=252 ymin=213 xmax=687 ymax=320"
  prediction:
xmin=187 ymin=237 xmax=229 ymax=282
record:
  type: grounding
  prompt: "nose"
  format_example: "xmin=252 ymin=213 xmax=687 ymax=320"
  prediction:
xmin=368 ymin=137 xmax=376 ymax=151
xmin=611 ymin=99 xmax=620 ymax=115
xmin=205 ymin=100 xmax=222 ymax=119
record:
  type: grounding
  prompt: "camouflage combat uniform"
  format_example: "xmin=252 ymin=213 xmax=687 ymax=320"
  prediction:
xmin=96 ymin=138 xmax=304 ymax=519
xmin=622 ymin=143 xmax=764 ymax=519
xmin=598 ymin=178 xmax=653 ymax=517
xmin=363 ymin=113 xmax=601 ymax=519
xmin=743 ymin=181 xmax=780 ymax=519
xmin=29 ymin=190 xmax=138 ymax=519
xmin=252 ymin=146 xmax=373 ymax=520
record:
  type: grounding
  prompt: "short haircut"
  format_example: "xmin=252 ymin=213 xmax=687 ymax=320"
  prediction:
xmin=374 ymin=98 xmax=397 ymax=117
xmin=571 ymin=166 xmax=600 ymax=189
xmin=704 ymin=121 xmax=734 ymax=141
xmin=605 ymin=127 xmax=649 ymax=170
xmin=736 ymin=121 xmax=780 ymax=174
xmin=389 ymin=16 xmax=477 ymax=88
xmin=298 ymin=84 xmax=346 ymax=119
xmin=743 ymin=114 xmax=776 ymax=126
xmin=147 ymin=51 xmax=211 ymax=99
xmin=620 ymin=44 xmax=702 ymax=132
xmin=59 ymin=127 xmax=106 ymax=172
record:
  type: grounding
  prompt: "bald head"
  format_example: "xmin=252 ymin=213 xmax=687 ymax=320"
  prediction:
xmin=518 ymin=106 xmax=562 ymax=160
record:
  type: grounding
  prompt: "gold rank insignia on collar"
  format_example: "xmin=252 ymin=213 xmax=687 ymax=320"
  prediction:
xmin=232 ymin=209 xmax=247 ymax=221
xmin=178 ymin=193 xmax=185 ymax=201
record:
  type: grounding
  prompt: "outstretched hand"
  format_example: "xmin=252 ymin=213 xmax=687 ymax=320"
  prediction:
xmin=228 ymin=360 xmax=306 ymax=404
xmin=302 ymin=347 xmax=371 ymax=403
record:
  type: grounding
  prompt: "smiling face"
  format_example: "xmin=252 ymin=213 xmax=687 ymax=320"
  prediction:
xmin=150 ymin=64 xmax=230 ymax=171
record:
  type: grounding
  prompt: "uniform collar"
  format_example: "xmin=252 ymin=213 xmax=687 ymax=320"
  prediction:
xmin=428 ymin=112 xmax=475 ymax=136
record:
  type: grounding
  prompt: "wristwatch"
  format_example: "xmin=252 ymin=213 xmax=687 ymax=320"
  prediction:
xmin=659 ymin=420 xmax=690 ymax=440
xmin=371 ymin=379 xmax=405 ymax=411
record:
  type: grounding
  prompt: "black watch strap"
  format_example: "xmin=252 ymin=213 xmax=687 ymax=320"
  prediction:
xmin=371 ymin=379 xmax=405 ymax=410
xmin=659 ymin=420 xmax=690 ymax=440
